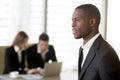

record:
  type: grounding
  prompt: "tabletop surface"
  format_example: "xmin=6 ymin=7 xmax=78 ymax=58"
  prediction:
xmin=0 ymin=71 xmax=78 ymax=80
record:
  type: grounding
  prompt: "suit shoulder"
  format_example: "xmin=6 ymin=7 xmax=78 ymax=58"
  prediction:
xmin=94 ymin=36 xmax=117 ymax=58
xmin=4 ymin=46 xmax=14 ymax=56
xmin=48 ymin=45 xmax=54 ymax=50
xmin=5 ymin=46 xmax=14 ymax=51
xmin=97 ymin=39 xmax=119 ymax=62
xmin=101 ymin=40 xmax=116 ymax=53
xmin=99 ymin=40 xmax=120 ymax=68
xmin=102 ymin=40 xmax=118 ymax=57
xmin=49 ymin=45 xmax=54 ymax=48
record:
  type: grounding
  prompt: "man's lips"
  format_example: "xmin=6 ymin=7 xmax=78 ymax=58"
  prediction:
xmin=72 ymin=29 xmax=77 ymax=34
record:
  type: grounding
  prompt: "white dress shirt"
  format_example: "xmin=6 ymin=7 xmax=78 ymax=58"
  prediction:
xmin=81 ymin=33 xmax=100 ymax=67
xmin=37 ymin=44 xmax=49 ymax=70
xmin=14 ymin=46 xmax=22 ymax=63
xmin=37 ymin=44 xmax=49 ymax=61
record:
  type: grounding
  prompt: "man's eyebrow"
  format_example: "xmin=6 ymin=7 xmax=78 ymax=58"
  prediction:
xmin=72 ymin=17 xmax=80 ymax=20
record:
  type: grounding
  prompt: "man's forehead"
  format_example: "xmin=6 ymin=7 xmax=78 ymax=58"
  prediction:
xmin=72 ymin=9 xmax=87 ymax=19
xmin=74 ymin=9 xmax=85 ymax=14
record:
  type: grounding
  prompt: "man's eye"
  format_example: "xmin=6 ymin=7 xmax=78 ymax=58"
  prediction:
xmin=75 ymin=19 xmax=80 ymax=21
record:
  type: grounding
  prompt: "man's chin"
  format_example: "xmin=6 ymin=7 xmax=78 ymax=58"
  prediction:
xmin=74 ymin=36 xmax=81 ymax=39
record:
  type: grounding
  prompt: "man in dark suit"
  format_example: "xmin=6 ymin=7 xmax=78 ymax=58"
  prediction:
xmin=25 ymin=33 xmax=57 ymax=75
xmin=72 ymin=4 xmax=120 ymax=80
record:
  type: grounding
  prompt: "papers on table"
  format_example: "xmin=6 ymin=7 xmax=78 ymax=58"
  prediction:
xmin=0 ymin=74 xmax=43 ymax=80
xmin=21 ymin=74 xmax=43 ymax=80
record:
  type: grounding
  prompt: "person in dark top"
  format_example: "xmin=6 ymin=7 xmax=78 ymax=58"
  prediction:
xmin=3 ymin=31 xmax=28 ymax=74
xmin=26 ymin=33 xmax=57 ymax=75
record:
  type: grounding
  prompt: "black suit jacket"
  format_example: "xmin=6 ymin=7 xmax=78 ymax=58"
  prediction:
xmin=25 ymin=44 xmax=57 ymax=69
xmin=3 ymin=46 xmax=25 ymax=74
xmin=79 ymin=35 xmax=120 ymax=80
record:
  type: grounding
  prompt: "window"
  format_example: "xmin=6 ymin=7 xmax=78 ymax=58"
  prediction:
xmin=0 ymin=0 xmax=9 ymax=45
xmin=47 ymin=0 xmax=106 ymax=70
xmin=0 ymin=0 xmax=107 ymax=70
xmin=107 ymin=0 xmax=120 ymax=58
xmin=47 ymin=0 xmax=81 ymax=70
xmin=29 ymin=0 xmax=45 ymax=43
xmin=0 ymin=0 xmax=44 ymax=46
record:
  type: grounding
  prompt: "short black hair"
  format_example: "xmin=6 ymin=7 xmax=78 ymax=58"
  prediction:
xmin=39 ymin=33 xmax=49 ymax=41
xmin=76 ymin=4 xmax=101 ymax=27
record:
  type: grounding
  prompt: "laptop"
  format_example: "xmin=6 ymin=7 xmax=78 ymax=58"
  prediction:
xmin=44 ymin=62 xmax=62 ymax=77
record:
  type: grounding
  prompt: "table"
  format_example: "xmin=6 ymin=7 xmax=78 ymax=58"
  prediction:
xmin=0 ymin=71 xmax=78 ymax=80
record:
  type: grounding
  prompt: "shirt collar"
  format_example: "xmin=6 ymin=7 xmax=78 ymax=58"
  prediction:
xmin=37 ymin=44 xmax=41 ymax=53
xmin=37 ymin=44 xmax=49 ymax=54
xmin=14 ymin=46 xmax=19 ymax=53
xmin=82 ymin=33 xmax=100 ymax=50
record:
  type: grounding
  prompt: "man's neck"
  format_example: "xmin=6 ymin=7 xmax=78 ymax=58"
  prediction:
xmin=83 ymin=32 xmax=98 ymax=45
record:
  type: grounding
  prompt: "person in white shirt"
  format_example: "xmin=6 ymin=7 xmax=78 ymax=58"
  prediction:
xmin=25 ymin=33 xmax=57 ymax=75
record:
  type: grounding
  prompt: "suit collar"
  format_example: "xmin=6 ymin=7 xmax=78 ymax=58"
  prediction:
xmin=82 ymin=33 xmax=100 ymax=50
xmin=37 ymin=44 xmax=49 ymax=54
xmin=14 ymin=45 xmax=25 ymax=53
xmin=79 ymin=35 xmax=104 ymax=79
xmin=81 ymin=33 xmax=100 ymax=67
xmin=14 ymin=46 xmax=19 ymax=53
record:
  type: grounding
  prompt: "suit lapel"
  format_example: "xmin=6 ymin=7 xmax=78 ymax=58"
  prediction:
xmin=79 ymin=46 xmax=96 ymax=79
xmin=12 ymin=47 xmax=19 ymax=63
xmin=79 ymin=35 xmax=103 ymax=79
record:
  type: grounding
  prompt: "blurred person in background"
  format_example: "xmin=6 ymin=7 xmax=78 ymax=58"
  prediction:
xmin=3 ymin=31 xmax=28 ymax=74
xmin=25 ymin=33 xmax=57 ymax=75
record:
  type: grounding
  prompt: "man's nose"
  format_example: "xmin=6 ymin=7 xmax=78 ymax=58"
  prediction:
xmin=72 ymin=22 xmax=76 ymax=27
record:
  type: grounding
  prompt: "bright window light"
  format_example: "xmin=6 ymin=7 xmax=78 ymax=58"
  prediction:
xmin=107 ymin=0 xmax=120 ymax=59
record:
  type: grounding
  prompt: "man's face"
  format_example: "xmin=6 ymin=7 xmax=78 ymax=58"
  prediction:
xmin=72 ymin=9 xmax=92 ymax=39
xmin=38 ymin=40 xmax=49 ymax=53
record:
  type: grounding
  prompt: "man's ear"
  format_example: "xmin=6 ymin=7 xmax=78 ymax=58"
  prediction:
xmin=89 ymin=18 xmax=96 ymax=26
